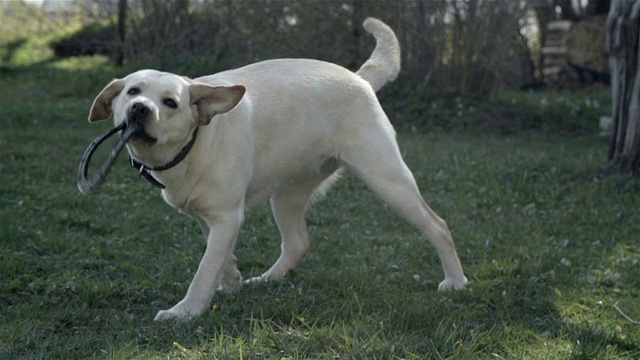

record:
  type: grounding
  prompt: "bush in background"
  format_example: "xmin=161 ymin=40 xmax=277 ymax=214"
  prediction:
xmin=0 ymin=0 xmax=610 ymax=136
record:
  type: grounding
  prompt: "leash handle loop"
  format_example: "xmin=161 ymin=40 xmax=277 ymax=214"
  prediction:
xmin=77 ymin=123 xmax=139 ymax=195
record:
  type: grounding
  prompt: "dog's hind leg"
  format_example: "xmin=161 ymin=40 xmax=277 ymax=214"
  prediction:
xmin=340 ymin=128 xmax=467 ymax=291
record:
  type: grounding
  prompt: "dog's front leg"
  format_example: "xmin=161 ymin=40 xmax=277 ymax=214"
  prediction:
xmin=154 ymin=211 xmax=243 ymax=321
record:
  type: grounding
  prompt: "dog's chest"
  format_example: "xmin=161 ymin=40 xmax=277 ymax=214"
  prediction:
xmin=161 ymin=189 xmax=194 ymax=214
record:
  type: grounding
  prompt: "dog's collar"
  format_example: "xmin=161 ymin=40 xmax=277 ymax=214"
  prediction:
xmin=130 ymin=127 xmax=199 ymax=189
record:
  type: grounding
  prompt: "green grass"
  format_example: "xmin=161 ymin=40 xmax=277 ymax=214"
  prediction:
xmin=379 ymin=81 xmax=611 ymax=136
xmin=1 ymin=51 xmax=639 ymax=359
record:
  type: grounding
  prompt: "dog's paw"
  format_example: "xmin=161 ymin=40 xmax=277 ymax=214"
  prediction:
xmin=243 ymin=275 xmax=269 ymax=285
xmin=217 ymin=278 xmax=243 ymax=293
xmin=154 ymin=303 xmax=201 ymax=322
xmin=243 ymin=269 xmax=290 ymax=285
xmin=217 ymin=269 xmax=243 ymax=293
xmin=438 ymin=276 xmax=468 ymax=291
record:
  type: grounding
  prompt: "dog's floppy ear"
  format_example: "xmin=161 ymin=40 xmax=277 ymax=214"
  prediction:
xmin=89 ymin=79 xmax=125 ymax=122
xmin=190 ymin=84 xmax=246 ymax=125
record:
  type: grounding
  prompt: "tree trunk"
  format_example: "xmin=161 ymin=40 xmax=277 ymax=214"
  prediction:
xmin=605 ymin=0 xmax=640 ymax=176
xmin=585 ymin=0 xmax=610 ymax=18
xmin=349 ymin=0 xmax=364 ymax=70
xmin=115 ymin=0 xmax=127 ymax=67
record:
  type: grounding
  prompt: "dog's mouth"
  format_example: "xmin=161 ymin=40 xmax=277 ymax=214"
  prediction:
xmin=129 ymin=125 xmax=157 ymax=145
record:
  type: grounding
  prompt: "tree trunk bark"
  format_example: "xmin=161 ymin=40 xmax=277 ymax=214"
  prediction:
xmin=605 ymin=0 xmax=640 ymax=176
xmin=115 ymin=0 xmax=127 ymax=67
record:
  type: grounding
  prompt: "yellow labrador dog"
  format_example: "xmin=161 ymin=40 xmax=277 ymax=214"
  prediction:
xmin=88 ymin=18 xmax=467 ymax=321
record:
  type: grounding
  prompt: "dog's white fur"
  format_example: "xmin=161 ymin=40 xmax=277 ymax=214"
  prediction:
xmin=88 ymin=18 xmax=467 ymax=321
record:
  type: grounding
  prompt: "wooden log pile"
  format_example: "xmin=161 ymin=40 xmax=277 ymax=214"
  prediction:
xmin=542 ymin=16 xmax=610 ymax=89
xmin=542 ymin=20 xmax=573 ymax=87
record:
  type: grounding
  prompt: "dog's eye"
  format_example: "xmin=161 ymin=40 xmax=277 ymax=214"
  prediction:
xmin=163 ymin=98 xmax=178 ymax=109
xmin=127 ymin=87 xmax=141 ymax=95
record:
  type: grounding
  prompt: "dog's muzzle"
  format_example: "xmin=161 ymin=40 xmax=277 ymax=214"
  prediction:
xmin=126 ymin=102 xmax=157 ymax=144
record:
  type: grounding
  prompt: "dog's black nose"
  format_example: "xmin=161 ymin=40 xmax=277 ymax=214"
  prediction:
xmin=129 ymin=102 xmax=150 ymax=122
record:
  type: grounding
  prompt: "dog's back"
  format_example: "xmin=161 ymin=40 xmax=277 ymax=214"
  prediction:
xmin=196 ymin=58 xmax=386 ymax=201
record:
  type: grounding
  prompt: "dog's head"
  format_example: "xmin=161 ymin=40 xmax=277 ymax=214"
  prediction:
xmin=88 ymin=70 xmax=245 ymax=163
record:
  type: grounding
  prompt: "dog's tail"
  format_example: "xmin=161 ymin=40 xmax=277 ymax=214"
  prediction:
xmin=356 ymin=18 xmax=401 ymax=92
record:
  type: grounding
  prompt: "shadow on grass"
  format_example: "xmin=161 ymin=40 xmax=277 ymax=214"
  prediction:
xmin=1 ymin=39 xmax=28 ymax=66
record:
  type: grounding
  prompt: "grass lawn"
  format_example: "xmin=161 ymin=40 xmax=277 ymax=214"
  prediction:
xmin=1 ymin=55 xmax=639 ymax=359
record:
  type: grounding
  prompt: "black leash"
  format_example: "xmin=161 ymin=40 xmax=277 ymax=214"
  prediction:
xmin=77 ymin=123 xmax=198 ymax=194
xmin=77 ymin=122 xmax=134 ymax=195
